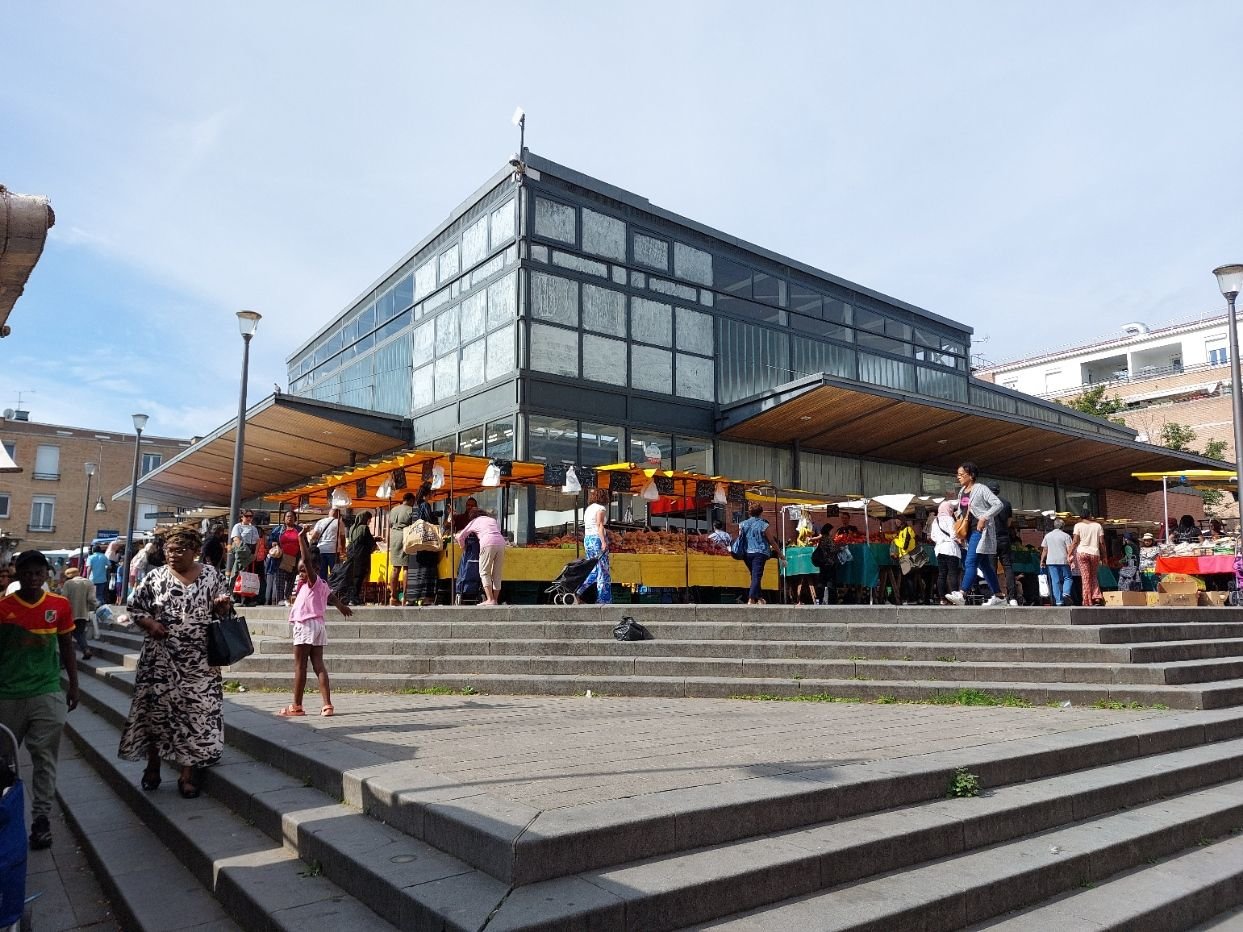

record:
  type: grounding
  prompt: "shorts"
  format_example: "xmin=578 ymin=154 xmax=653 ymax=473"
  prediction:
xmin=388 ymin=528 xmax=407 ymax=568
xmin=291 ymin=619 xmax=327 ymax=647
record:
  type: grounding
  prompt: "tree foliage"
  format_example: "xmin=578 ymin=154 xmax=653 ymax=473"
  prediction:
xmin=1159 ymin=422 xmax=1197 ymax=452
xmin=1061 ymin=385 xmax=1126 ymax=424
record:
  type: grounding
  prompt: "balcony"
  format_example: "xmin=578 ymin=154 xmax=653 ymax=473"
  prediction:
xmin=27 ymin=523 xmax=54 ymax=533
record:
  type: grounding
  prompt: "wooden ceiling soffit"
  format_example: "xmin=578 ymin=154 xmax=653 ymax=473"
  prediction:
xmin=853 ymin=408 xmax=974 ymax=458
xmin=800 ymin=399 xmax=907 ymax=449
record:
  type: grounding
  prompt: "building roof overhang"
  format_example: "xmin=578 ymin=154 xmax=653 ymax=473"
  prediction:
xmin=717 ymin=375 xmax=1231 ymax=494
xmin=114 ymin=394 xmax=410 ymax=509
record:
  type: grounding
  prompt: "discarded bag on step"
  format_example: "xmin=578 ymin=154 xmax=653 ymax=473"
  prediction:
xmin=612 ymin=616 xmax=653 ymax=642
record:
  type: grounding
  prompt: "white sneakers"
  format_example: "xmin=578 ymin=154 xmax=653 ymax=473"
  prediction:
xmin=984 ymin=595 xmax=1007 ymax=607
xmin=945 ymin=591 xmax=965 ymax=605
xmin=1009 ymin=599 xmax=1019 ymax=606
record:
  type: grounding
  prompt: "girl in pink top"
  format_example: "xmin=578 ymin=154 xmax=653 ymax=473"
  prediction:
xmin=455 ymin=508 xmax=507 ymax=605
xmin=278 ymin=526 xmax=353 ymax=717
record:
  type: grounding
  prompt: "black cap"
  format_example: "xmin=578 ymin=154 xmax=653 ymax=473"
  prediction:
xmin=988 ymin=483 xmax=1001 ymax=494
xmin=14 ymin=549 xmax=49 ymax=569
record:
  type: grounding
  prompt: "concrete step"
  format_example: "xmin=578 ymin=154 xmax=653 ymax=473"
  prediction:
xmin=975 ymin=830 xmax=1243 ymax=930
xmin=68 ymin=654 xmax=1243 ymax=887
xmin=62 ymin=697 xmax=401 ymax=931
xmin=490 ymin=738 xmax=1243 ymax=931
xmin=55 ymin=747 xmax=243 ymax=932
xmin=69 ymin=672 xmax=506 ymax=932
xmin=690 ymin=778 xmax=1243 ymax=931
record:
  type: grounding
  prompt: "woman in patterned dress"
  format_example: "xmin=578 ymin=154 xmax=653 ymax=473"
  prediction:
xmin=117 ymin=525 xmax=232 ymax=798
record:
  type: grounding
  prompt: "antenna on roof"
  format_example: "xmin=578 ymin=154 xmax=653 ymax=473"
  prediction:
xmin=511 ymin=106 xmax=526 ymax=161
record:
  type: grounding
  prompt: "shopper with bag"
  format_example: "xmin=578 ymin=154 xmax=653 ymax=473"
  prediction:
xmin=310 ymin=508 xmax=345 ymax=576
xmin=227 ymin=510 xmax=260 ymax=586
xmin=929 ymin=501 xmax=962 ymax=604
xmin=405 ymin=483 xmax=442 ymax=606
xmin=1040 ymin=518 xmax=1074 ymax=606
xmin=272 ymin=510 xmax=303 ymax=605
xmin=387 ymin=492 xmax=416 ymax=606
xmin=944 ymin=462 xmax=1006 ymax=607
xmin=737 ymin=503 xmax=781 ymax=605
xmin=117 ymin=525 xmax=232 ymax=800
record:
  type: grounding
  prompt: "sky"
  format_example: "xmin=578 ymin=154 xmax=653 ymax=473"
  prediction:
xmin=3 ymin=1 xmax=1243 ymax=440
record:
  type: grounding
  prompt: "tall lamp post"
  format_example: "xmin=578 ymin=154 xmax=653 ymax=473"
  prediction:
xmin=77 ymin=461 xmax=97 ymax=571
xmin=229 ymin=310 xmax=262 ymax=532
xmin=1212 ymin=264 xmax=1243 ymax=536
xmin=122 ymin=413 xmax=149 ymax=600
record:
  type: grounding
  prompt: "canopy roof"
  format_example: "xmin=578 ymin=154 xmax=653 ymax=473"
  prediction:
xmin=719 ymin=374 xmax=1231 ymax=493
xmin=116 ymin=394 xmax=410 ymax=508
xmin=1131 ymin=469 xmax=1239 ymax=491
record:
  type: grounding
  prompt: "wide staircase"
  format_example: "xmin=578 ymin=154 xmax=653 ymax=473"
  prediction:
xmin=54 ymin=605 xmax=1243 ymax=930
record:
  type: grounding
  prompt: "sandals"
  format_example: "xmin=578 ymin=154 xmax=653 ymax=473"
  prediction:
xmin=388 ymin=598 xmax=401 ymax=607
xmin=177 ymin=776 xmax=200 ymax=799
xmin=140 ymin=766 xmax=162 ymax=791
xmin=320 ymin=705 xmax=334 ymax=717
xmin=277 ymin=705 xmax=306 ymax=717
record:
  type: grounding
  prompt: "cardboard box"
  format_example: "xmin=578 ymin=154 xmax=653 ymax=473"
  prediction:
xmin=1198 ymin=591 xmax=1230 ymax=607
xmin=1156 ymin=592 xmax=1198 ymax=607
xmin=1103 ymin=591 xmax=1148 ymax=606
xmin=1158 ymin=573 xmax=1201 ymax=594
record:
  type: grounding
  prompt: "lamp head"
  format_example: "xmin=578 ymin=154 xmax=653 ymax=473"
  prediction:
xmin=94 ymin=497 xmax=107 ymax=513
xmin=236 ymin=309 xmax=262 ymax=337
xmin=1213 ymin=264 xmax=1243 ymax=300
xmin=85 ymin=461 xmax=96 ymax=477
xmin=131 ymin=413 xmax=149 ymax=432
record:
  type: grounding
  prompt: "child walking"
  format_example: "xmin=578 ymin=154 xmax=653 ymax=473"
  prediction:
xmin=278 ymin=527 xmax=352 ymax=718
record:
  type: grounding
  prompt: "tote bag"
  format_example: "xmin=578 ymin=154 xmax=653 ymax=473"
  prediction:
xmin=206 ymin=611 xmax=255 ymax=667
xmin=403 ymin=519 xmax=443 ymax=554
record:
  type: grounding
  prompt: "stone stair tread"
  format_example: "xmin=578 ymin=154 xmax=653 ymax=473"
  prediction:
xmin=56 ymin=751 xmax=244 ymax=932
xmin=974 ymin=829 xmax=1243 ymax=930
xmin=487 ymin=737 xmax=1243 ymax=930
xmin=685 ymin=777 xmax=1243 ymax=931
xmin=62 ymin=700 xmax=401 ymax=931
xmin=70 ymin=671 xmax=506 ymax=932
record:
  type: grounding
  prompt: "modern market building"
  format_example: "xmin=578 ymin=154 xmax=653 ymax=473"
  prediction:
xmin=131 ymin=152 xmax=1226 ymax=536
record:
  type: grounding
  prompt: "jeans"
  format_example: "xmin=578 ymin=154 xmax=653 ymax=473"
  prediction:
xmin=744 ymin=552 xmax=768 ymax=601
xmin=960 ymin=531 xmax=1000 ymax=596
xmin=72 ymin=618 xmax=91 ymax=654
xmin=94 ymin=581 xmax=108 ymax=605
xmin=1046 ymin=564 xmax=1072 ymax=605
xmin=318 ymin=552 xmax=337 ymax=576
xmin=579 ymin=536 xmax=612 ymax=604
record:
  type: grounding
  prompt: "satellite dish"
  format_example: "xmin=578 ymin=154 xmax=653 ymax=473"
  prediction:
xmin=2 ymin=409 xmax=12 ymax=419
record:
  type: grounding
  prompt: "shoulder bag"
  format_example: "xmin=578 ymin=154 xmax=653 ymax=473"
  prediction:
xmin=207 ymin=610 xmax=255 ymax=667
xmin=403 ymin=519 xmax=443 ymax=554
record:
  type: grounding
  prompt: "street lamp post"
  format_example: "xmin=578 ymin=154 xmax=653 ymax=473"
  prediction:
xmin=122 ymin=413 xmax=149 ymax=601
xmin=1212 ymin=264 xmax=1243 ymax=535
xmin=228 ymin=310 xmax=262 ymax=532
xmin=78 ymin=461 xmax=96 ymax=572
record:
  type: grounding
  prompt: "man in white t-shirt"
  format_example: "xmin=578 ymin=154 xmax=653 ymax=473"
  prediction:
xmin=1039 ymin=518 xmax=1073 ymax=606
xmin=310 ymin=508 xmax=344 ymax=575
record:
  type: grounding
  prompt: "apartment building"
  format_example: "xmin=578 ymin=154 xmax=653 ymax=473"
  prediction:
xmin=0 ymin=410 xmax=192 ymax=555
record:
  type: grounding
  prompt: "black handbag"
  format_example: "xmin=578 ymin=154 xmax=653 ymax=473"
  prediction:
xmin=207 ymin=610 xmax=254 ymax=667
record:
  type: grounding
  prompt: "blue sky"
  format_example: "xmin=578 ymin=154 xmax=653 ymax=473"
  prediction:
xmin=4 ymin=1 xmax=1243 ymax=438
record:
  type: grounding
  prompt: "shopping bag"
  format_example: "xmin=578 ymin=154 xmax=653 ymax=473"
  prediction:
xmin=402 ymin=519 xmax=443 ymax=554
xmin=206 ymin=611 xmax=255 ymax=667
xmin=233 ymin=571 xmax=260 ymax=597
xmin=1038 ymin=574 xmax=1051 ymax=599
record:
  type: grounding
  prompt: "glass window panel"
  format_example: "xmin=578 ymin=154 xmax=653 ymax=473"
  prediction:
xmin=431 ymin=435 xmax=456 ymax=454
xmin=412 ymin=365 xmax=434 ymax=409
xmin=673 ymin=242 xmax=713 ymax=286
xmin=530 ymin=323 xmax=579 ymax=377
xmin=633 ymin=233 xmax=669 ymax=271
xmin=582 ymin=284 xmax=626 ymax=337
xmin=460 ymin=339 xmax=485 ymax=390
xmin=790 ymin=283 xmax=822 ymax=316
xmin=582 ymin=207 xmax=626 ymax=260
xmin=458 ymin=424 xmax=486 ymax=457
xmin=673 ymin=436 xmax=713 ymax=474
xmin=583 ymin=334 xmax=627 ymax=386
xmin=823 ymin=298 xmax=851 ymax=328
xmin=434 ymin=353 xmax=459 ymax=400
xmin=531 ymin=243 xmax=548 ymax=263
xmin=376 ymin=289 xmax=395 ymax=323
xmin=858 ymin=352 xmax=914 ymax=391
xmin=631 ymin=344 xmax=673 ymax=394
xmin=857 ymin=330 xmax=907 ymax=354
xmin=530 ymin=271 xmax=578 ymax=327
xmin=486 ymin=324 xmax=516 ymax=381
xmin=434 ymin=305 xmax=459 ymax=356
xmin=471 ymin=253 xmax=505 ymax=287
xmin=414 ymin=260 xmax=437 ymax=302
xmin=611 ymin=266 xmax=626 ymax=285
xmin=885 ymin=318 xmax=912 ymax=341
xmin=713 ymin=255 xmax=753 ymax=298
xmin=855 ymin=307 xmax=884 ymax=333
xmin=917 ymin=365 xmax=967 ymax=402
xmin=700 ymin=290 xmax=713 ymax=307
xmin=676 ymin=353 xmax=714 ymax=401
xmin=438 ymin=244 xmax=460 ymax=283
xmin=487 ymin=271 xmax=517 ymax=329
xmin=528 ymin=416 xmax=579 ymax=463
xmin=752 ymin=272 xmax=786 ymax=307
xmin=580 ymin=421 xmax=623 ymax=466
xmin=460 ymin=292 xmax=485 ymax=344
xmin=534 ymin=197 xmax=576 ymax=244
xmin=462 ymin=215 xmax=489 ymax=268
xmin=486 ymin=418 xmax=515 ymax=458
xmin=629 ymin=431 xmax=671 ymax=468
xmin=423 ymin=287 xmax=452 ymax=314
xmin=791 ymin=334 xmax=855 ymax=380
xmin=717 ymin=318 xmax=791 ymax=405
xmin=551 ymin=250 xmax=608 ymax=277
xmin=648 ymin=277 xmax=698 ymax=301
xmin=412 ymin=320 xmax=434 ymax=368
xmin=629 ymin=270 xmax=646 ymax=288
xmin=490 ymin=198 xmax=516 ymax=248
xmin=631 ymin=297 xmax=672 ymax=345
xmin=392 ymin=274 xmax=413 ymax=311
xmin=675 ymin=306 xmax=714 ymax=356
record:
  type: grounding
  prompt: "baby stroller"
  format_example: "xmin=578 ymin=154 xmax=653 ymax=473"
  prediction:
xmin=1 ymin=724 xmax=32 ymax=932
xmin=454 ymin=533 xmax=483 ymax=605
xmin=546 ymin=556 xmax=599 ymax=605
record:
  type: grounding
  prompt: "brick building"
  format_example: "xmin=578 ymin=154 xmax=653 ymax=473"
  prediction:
xmin=0 ymin=411 xmax=192 ymax=556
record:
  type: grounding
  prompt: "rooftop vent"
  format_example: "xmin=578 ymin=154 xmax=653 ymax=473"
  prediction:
xmin=1121 ymin=322 xmax=1150 ymax=337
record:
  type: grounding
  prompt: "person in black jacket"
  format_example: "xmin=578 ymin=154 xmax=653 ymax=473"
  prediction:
xmin=989 ymin=484 xmax=1018 ymax=605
